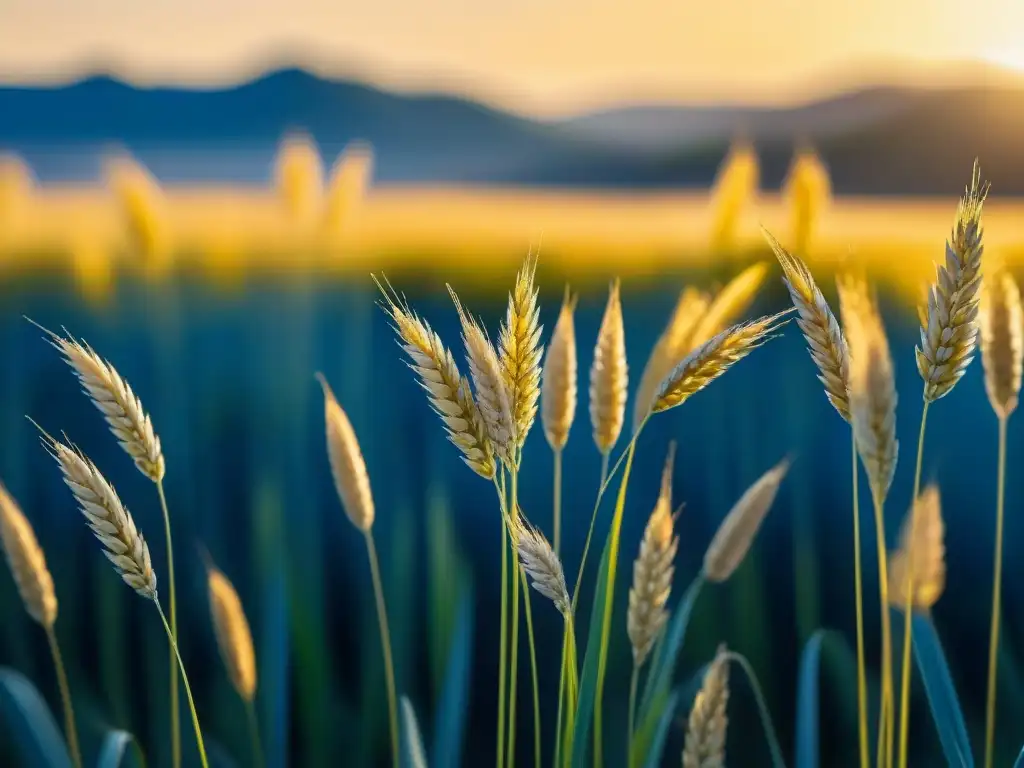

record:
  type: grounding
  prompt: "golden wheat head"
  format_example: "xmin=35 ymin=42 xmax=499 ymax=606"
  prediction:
xmin=980 ymin=265 xmax=1023 ymax=419
xmin=590 ymin=280 xmax=628 ymax=452
xmin=514 ymin=519 xmax=571 ymax=618
xmin=763 ymin=228 xmax=851 ymax=421
xmin=652 ymin=310 xmax=791 ymax=415
xmin=207 ymin=563 xmax=257 ymax=701
xmin=0 ymin=482 xmax=57 ymax=626
xmin=682 ymin=644 xmax=730 ymax=768
xmin=449 ymin=287 xmax=516 ymax=465
xmin=917 ymin=161 xmax=989 ymax=402
xmin=541 ymin=288 xmax=578 ymax=451
xmin=373 ymin=276 xmax=495 ymax=480
xmin=499 ymin=252 xmax=544 ymax=450
xmin=318 ymin=375 xmax=375 ymax=532
xmin=633 ymin=287 xmax=711 ymax=432
xmin=887 ymin=484 xmax=945 ymax=612
xmin=628 ymin=443 xmax=678 ymax=668
xmin=703 ymin=458 xmax=789 ymax=583
xmin=42 ymin=434 xmax=156 ymax=600
xmin=39 ymin=327 xmax=164 ymax=482
xmin=688 ymin=262 xmax=771 ymax=350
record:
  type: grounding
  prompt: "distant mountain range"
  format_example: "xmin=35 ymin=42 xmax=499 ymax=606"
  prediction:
xmin=3 ymin=66 xmax=1024 ymax=194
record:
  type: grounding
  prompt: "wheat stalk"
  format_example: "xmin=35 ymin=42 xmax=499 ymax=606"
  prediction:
xmin=0 ymin=482 xmax=57 ymax=627
xmin=652 ymin=310 xmax=791 ymax=415
xmin=887 ymin=485 xmax=945 ymax=612
xmin=514 ymin=518 xmax=571 ymax=618
xmin=207 ymin=563 xmax=257 ymax=701
xmin=688 ymin=261 xmax=771 ymax=350
xmin=317 ymin=374 xmax=375 ymax=532
xmin=499 ymin=252 xmax=544 ymax=451
xmin=703 ymin=458 xmax=790 ymax=583
xmin=980 ymin=265 xmax=1023 ymax=419
xmin=449 ymin=287 xmax=517 ymax=466
xmin=633 ymin=287 xmax=711 ymax=431
xmin=763 ymin=227 xmax=851 ymax=421
xmin=627 ymin=442 xmax=678 ymax=668
xmin=917 ymin=161 xmax=989 ymax=403
xmin=682 ymin=644 xmax=730 ymax=768
xmin=541 ymin=288 xmax=578 ymax=452
xmin=39 ymin=327 xmax=164 ymax=483
xmin=590 ymin=279 xmax=628 ymax=455
xmin=373 ymin=276 xmax=496 ymax=480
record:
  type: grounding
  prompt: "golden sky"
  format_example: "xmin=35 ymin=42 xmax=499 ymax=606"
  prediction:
xmin=2 ymin=0 xmax=1024 ymax=116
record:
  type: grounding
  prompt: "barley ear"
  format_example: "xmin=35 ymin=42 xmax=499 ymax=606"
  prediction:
xmin=590 ymin=279 xmax=628 ymax=452
xmin=0 ymin=482 xmax=57 ymax=627
xmin=541 ymin=287 xmax=578 ymax=451
xmin=499 ymin=252 xmax=544 ymax=450
xmin=980 ymin=264 xmax=1023 ymax=419
xmin=514 ymin=519 xmax=571 ymax=618
xmin=687 ymin=261 xmax=770 ymax=350
xmin=317 ymin=374 xmax=375 ymax=532
xmin=682 ymin=644 xmax=730 ymax=768
xmin=703 ymin=457 xmax=790 ymax=583
xmin=888 ymin=485 xmax=946 ymax=612
xmin=205 ymin=559 xmax=258 ymax=701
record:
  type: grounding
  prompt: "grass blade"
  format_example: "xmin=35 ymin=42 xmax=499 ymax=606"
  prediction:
xmin=400 ymin=696 xmax=428 ymax=768
xmin=0 ymin=667 xmax=73 ymax=768
xmin=430 ymin=588 xmax=474 ymax=768
xmin=639 ymin=575 xmax=705 ymax=718
xmin=796 ymin=630 xmax=828 ymax=768
xmin=911 ymin=613 xmax=974 ymax=767
xmin=1014 ymin=744 xmax=1024 ymax=768
xmin=97 ymin=730 xmax=146 ymax=768
xmin=639 ymin=690 xmax=678 ymax=768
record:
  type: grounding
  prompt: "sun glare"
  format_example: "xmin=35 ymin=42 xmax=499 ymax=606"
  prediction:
xmin=982 ymin=48 xmax=1024 ymax=72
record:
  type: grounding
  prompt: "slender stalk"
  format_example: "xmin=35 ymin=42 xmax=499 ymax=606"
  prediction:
xmin=154 ymin=602 xmax=209 ymax=768
xmin=897 ymin=402 xmax=930 ymax=768
xmin=870 ymin=489 xmax=893 ymax=768
xmin=156 ymin=480 xmax=180 ymax=768
xmin=495 ymin=474 xmax=508 ymax=768
xmin=554 ymin=625 xmax=569 ymax=768
xmin=44 ymin=625 xmax=81 ymax=768
xmin=520 ymin=567 xmax=542 ymax=768
xmin=564 ymin=614 xmax=579 ymax=768
xmin=365 ymin=531 xmax=400 ymax=768
xmin=723 ymin=652 xmax=787 ymax=768
xmin=985 ymin=414 xmax=1009 ymax=768
xmin=507 ymin=470 xmax=521 ymax=768
xmin=851 ymin=433 xmax=869 ymax=768
xmin=245 ymin=698 xmax=265 ymax=768
xmin=599 ymin=451 xmax=610 ymax=489
xmin=554 ymin=449 xmax=563 ymax=557
xmin=626 ymin=666 xmax=639 ymax=768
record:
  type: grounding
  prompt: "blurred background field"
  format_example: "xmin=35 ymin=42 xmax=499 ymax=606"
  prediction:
xmin=6 ymin=3 xmax=1024 ymax=766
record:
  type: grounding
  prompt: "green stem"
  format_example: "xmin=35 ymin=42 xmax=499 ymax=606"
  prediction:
xmin=154 ymin=602 xmax=208 ymax=768
xmin=554 ymin=625 xmax=568 ymax=768
xmin=244 ymin=698 xmax=265 ymax=768
xmin=564 ymin=614 xmax=579 ymax=768
xmin=44 ymin=625 xmax=81 ymax=768
xmin=494 ymin=475 xmax=508 ymax=768
xmin=554 ymin=449 xmax=563 ymax=558
xmin=156 ymin=481 xmax=180 ymax=768
xmin=897 ymin=401 xmax=929 ymax=768
xmin=851 ymin=433 xmax=868 ymax=768
xmin=626 ymin=666 xmax=639 ymax=768
xmin=507 ymin=471 xmax=521 ymax=768
xmin=520 ymin=567 xmax=542 ymax=768
xmin=723 ymin=652 xmax=787 ymax=768
xmin=599 ymin=451 xmax=609 ymax=489
xmin=985 ymin=414 xmax=1009 ymax=768
xmin=871 ymin=492 xmax=893 ymax=768
xmin=365 ymin=531 xmax=400 ymax=768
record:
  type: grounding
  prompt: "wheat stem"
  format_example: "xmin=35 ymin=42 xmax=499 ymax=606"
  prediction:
xmin=507 ymin=470 xmax=521 ymax=768
xmin=154 ymin=602 xmax=208 ymax=768
xmin=627 ymin=666 xmax=639 ymax=768
xmin=722 ymin=651 xmax=786 ymax=768
xmin=555 ymin=624 xmax=568 ymax=768
xmin=245 ymin=698 xmax=265 ymax=768
xmin=495 ymin=474 xmax=508 ymax=768
xmin=871 ymin=489 xmax=893 ymax=768
xmin=851 ymin=433 xmax=868 ymax=768
xmin=985 ymin=414 xmax=1008 ymax=768
xmin=156 ymin=480 xmax=180 ymax=768
xmin=519 ymin=564 xmax=542 ymax=768
xmin=599 ymin=451 xmax=609 ymax=489
xmin=553 ymin=449 xmax=563 ymax=558
xmin=44 ymin=625 xmax=80 ymax=768
xmin=365 ymin=531 xmax=399 ymax=768
xmin=897 ymin=403 xmax=929 ymax=768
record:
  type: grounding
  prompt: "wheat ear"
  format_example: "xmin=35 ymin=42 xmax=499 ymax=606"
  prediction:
xmin=0 ymin=482 xmax=57 ymax=626
xmin=449 ymin=287 xmax=517 ymax=466
xmin=500 ymin=252 xmax=544 ymax=450
xmin=682 ymin=644 xmax=730 ymax=768
xmin=206 ymin=562 xmax=257 ymax=701
xmin=980 ymin=265 xmax=1024 ymax=419
xmin=687 ymin=261 xmax=771 ymax=350
xmin=542 ymin=288 xmax=578 ymax=452
xmin=590 ymin=279 xmax=628 ymax=457
xmin=703 ymin=458 xmax=790 ymax=583
xmin=652 ymin=310 xmax=791 ymax=415
xmin=514 ymin=519 xmax=571 ymax=618
xmin=317 ymin=374 xmax=374 ymax=532
xmin=917 ymin=160 xmax=989 ymax=402
xmin=627 ymin=442 xmax=678 ymax=668
xmin=763 ymin=228 xmax=851 ymax=420
xmin=373 ymin=275 xmax=495 ymax=480
xmin=887 ymin=485 xmax=945 ymax=612
xmin=633 ymin=287 xmax=710 ymax=431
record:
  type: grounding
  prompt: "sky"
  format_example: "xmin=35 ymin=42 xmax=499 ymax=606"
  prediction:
xmin=3 ymin=0 xmax=1024 ymax=116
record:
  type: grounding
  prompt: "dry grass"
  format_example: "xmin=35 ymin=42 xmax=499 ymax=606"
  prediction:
xmin=317 ymin=374 xmax=375 ymax=532
xmin=42 ymin=436 xmax=157 ymax=600
xmin=0 ymin=482 xmax=57 ymax=627
xmin=627 ymin=443 xmax=678 ymax=668
xmin=651 ymin=310 xmax=791 ymax=415
xmin=589 ymin=280 xmax=628 ymax=452
xmin=541 ymin=288 xmax=578 ymax=452
xmin=703 ymin=458 xmax=790 ymax=583
xmin=764 ymin=227 xmax=850 ymax=421
xmin=374 ymin=277 xmax=496 ymax=480
xmin=499 ymin=253 xmax=544 ymax=451
xmin=887 ymin=485 xmax=946 ymax=612
xmin=917 ymin=161 xmax=989 ymax=403
xmin=207 ymin=564 xmax=257 ymax=702
xmin=980 ymin=265 xmax=1023 ymax=419
xmin=514 ymin=519 xmax=571 ymax=619
xmin=682 ymin=644 xmax=730 ymax=768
